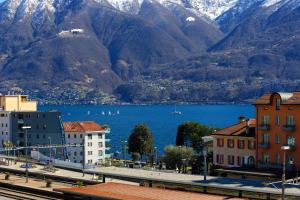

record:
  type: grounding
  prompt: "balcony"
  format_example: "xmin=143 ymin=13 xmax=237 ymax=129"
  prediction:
xmin=258 ymin=124 xmax=270 ymax=131
xmin=258 ymin=142 xmax=270 ymax=149
xmin=282 ymin=125 xmax=295 ymax=132
xmin=286 ymin=144 xmax=296 ymax=150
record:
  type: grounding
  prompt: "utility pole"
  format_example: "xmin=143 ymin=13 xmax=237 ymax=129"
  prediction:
xmin=121 ymin=140 xmax=127 ymax=167
xmin=22 ymin=126 xmax=31 ymax=183
xmin=281 ymin=145 xmax=291 ymax=200
xmin=82 ymin=136 xmax=85 ymax=177
xmin=202 ymin=145 xmax=207 ymax=182
xmin=48 ymin=137 xmax=52 ymax=171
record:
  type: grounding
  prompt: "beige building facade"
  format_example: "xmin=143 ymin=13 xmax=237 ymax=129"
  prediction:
xmin=0 ymin=95 xmax=37 ymax=111
xmin=212 ymin=119 xmax=256 ymax=168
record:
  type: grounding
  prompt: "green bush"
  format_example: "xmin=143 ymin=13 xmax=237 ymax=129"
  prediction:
xmin=75 ymin=181 xmax=83 ymax=187
xmin=4 ymin=172 xmax=10 ymax=180
xmin=46 ymin=179 xmax=52 ymax=187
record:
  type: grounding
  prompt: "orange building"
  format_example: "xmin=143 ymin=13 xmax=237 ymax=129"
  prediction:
xmin=255 ymin=92 xmax=300 ymax=170
xmin=212 ymin=118 xmax=256 ymax=168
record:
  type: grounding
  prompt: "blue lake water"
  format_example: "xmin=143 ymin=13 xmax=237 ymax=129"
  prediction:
xmin=39 ymin=104 xmax=255 ymax=155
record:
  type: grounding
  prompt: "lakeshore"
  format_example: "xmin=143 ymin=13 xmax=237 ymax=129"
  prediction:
xmin=39 ymin=104 xmax=255 ymax=154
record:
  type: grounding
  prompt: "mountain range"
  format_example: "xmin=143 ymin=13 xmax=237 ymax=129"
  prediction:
xmin=0 ymin=0 xmax=299 ymax=104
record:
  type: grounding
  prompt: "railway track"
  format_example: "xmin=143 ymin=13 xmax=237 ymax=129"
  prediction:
xmin=0 ymin=186 xmax=63 ymax=200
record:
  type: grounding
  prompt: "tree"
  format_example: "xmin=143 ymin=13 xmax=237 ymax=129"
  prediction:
xmin=128 ymin=124 xmax=154 ymax=161
xmin=162 ymin=145 xmax=194 ymax=173
xmin=176 ymin=122 xmax=213 ymax=153
xmin=131 ymin=152 xmax=141 ymax=161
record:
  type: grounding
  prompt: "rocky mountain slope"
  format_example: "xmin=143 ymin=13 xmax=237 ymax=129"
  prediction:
xmin=0 ymin=0 xmax=299 ymax=104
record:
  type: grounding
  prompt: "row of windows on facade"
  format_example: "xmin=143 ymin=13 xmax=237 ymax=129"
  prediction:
xmin=262 ymin=115 xmax=295 ymax=126
xmin=217 ymin=139 xmax=256 ymax=149
xmin=18 ymin=124 xmax=48 ymax=131
xmin=261 ymin=134 xmax=295 ymax=145
xmin=68 ymin=150 xmax=104 ymax=157
xmin=67 ymin=133 xmax=103 ymax=139
xmin=216 ymin=155 xmax=251 ymax=166
xmin=262 ymin=153 xmax=294 ymax=165
xmin=14 ymin=113 xmax=47 ymax=119
xmin=18 ymin=133 xmax=52 ymax=139
xmin=71 ymin=159 xmax=103 ymax=164
xmin=0 ymin=113 xmax=8 ymax=117
xmin=1 ymin=124 xmax=8 ymax=127
xmin=67 ymin=142 xmax=104 ymax=147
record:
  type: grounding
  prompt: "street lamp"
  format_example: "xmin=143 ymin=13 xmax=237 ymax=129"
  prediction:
xmin=22 ymin=126 xmax=31 ymax=183
xmin=202 ymin=145 xmax=208 ymax=182
xmin=154 ymin=147 xmax=158 ymax=167
xmin=281 ymin=145 xmax=290 ymax=200
xmin=121 ymin=140 xmax=127 ymax=167
xmin=48 ymin=137 xmax=52 ymax=171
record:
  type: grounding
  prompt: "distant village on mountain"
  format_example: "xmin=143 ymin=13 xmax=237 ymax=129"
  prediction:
xmin=0 ymin=0 xmax=300 ymax=104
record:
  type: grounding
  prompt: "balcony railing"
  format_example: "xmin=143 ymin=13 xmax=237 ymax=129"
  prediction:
xmin=282 ymin=125 xmax=295 ymax=132
xmin=258 ymin=124 xmax=270 ymax=131
xmin=258 ymin=142 xmax=270 ymax=149
xmin=286 ymin=144 xmax=296 ymax=150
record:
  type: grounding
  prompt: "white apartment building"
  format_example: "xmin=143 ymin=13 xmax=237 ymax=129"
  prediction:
xmin=63 ymin=121 xmax=110 ymax=165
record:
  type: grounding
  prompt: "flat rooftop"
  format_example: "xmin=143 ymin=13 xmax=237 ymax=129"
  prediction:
xmin=55 ymin=182 xmax=245 ymax=200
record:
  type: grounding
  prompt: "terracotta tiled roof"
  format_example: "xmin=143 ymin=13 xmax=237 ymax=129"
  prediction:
xmin=254 ymin=92 xmax=300 ymax=105
xmin=63 ymin=121 xmax=105 ymax=133
xmin=55 ymin=183 xmax=246 ymax=200
xmin=212 ymin=119 xmax=256 ymax=137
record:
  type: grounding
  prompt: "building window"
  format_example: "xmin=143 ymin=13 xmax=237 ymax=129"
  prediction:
xmin=287 ymin=136 xmax=295 ymax=146
xmin=237 ymin=156 xmax=241 ymax=166
xmin=217 ymin=138 xmax=224 ymax=147
xmin=74 ymin=134 xmax=77 ymax=139
xmin=276 ymin=153 xmax=280 ymax=164
xmin=262 ymin=115 xmax=270 ymax=125
xmin=238 ymin=140 xmax=245 ymax=149
xmin=98 ymin=142 xmax=103 ymax=148
xmin=275 ymin=135 xmax=280 ymax=144
xmin=74 ymin=152 xmax=77 ymax=156
xmin=88 ymin=134 xmax=92 ymax=139
xmin=88 ymin=142 xmax=92 ymax=147
xmin=68 ymin=134 xmax=70 ymax=139
xmin=286 ymin=116 xmax=295 ymax=126
xmin=216 ymin=154 xmax=224 ymax=164
xmin=228 ymin=155 xmax=235 ymax=165
xmin=262 ymin=154 xmax=270 ymax=164
xmin=37 ymin=134 xmax=39 ymax=139
xmin=88 ymin=151 xmax=92 ymax=155
xmin=262 ymin=133 xmax=269 ymax=144
xmin=98 ymin=150 xmax=103 ymax=156
xmin=275 ymin=116 xmax=280 ymax=125
xmin=98 ymin=159 xmax=103 ymax=164
xmin=276 ymin=98 xmax=281 ymax=110
xmin=80 ymin=134 xmax=83 ymax=139
xmin=98 ymin=134 xmax=102 ymax=139
xmin=5 ymin=124 xmax=7 ymax=127
xmin=88 ymin=160 xmax=92 ymax=164
xmin=227 ymin=139 xmax=234 ymax=148
xmin=43 ymin=124 xmax=47 ymax=129
xmin=80 ymin=151 xmax=83 ymax=156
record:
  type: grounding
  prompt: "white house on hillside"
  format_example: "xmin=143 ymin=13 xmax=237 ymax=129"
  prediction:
xmin=63 ymin=121 xmax=110 ymax=166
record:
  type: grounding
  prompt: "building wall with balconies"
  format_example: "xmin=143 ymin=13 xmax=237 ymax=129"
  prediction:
xmin=255 ymin=92 xmax=299 ymax=170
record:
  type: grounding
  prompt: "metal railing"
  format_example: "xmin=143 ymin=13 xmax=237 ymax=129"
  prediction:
xmin=258 ymin=124 xmax=270 ymax=131
xmin=282 ymin=125 xmax=295 ymax=132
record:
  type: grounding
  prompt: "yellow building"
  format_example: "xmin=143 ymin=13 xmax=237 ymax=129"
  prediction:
xmin=0 ymin=95 xmax=37 ymax=111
